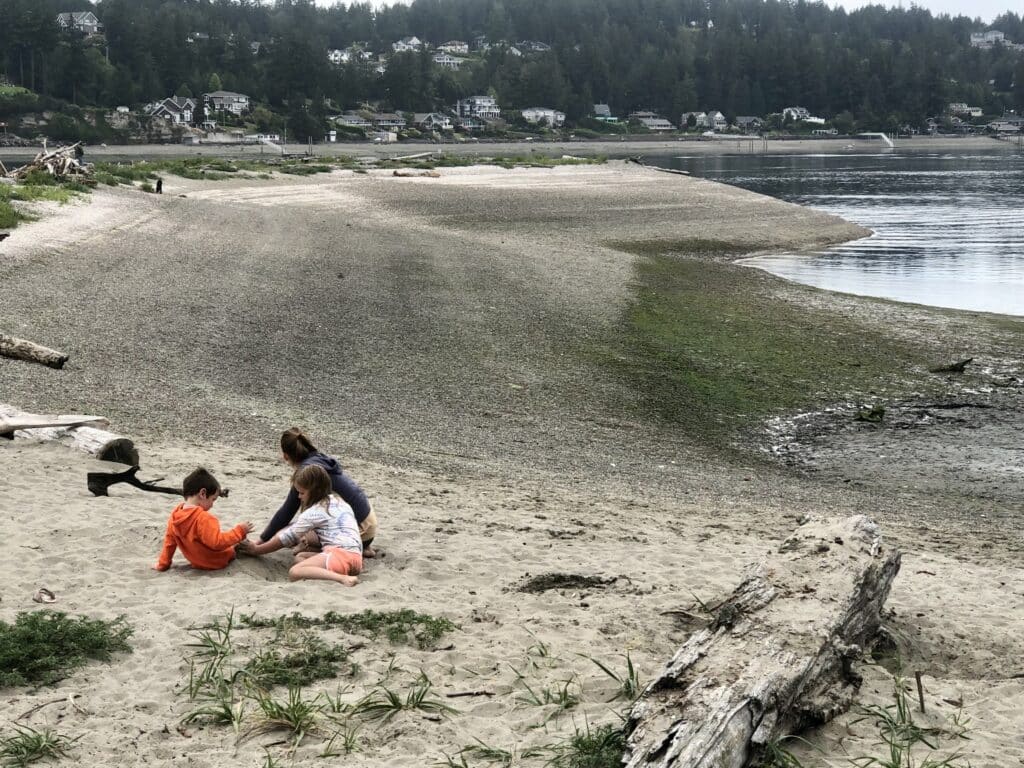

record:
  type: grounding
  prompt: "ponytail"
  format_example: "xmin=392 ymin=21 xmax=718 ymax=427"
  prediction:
xmin=281 ymin=427 xmax=317 ymax=464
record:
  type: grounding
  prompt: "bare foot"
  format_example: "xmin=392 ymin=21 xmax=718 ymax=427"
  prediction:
xmin=363 ymin=546 xmax=377 ymax=559
xmin=338 ymin=575 xmax=359 ymax=587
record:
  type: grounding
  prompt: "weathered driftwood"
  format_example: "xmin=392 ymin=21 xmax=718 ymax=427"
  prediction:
xmin=0 ymin=333 xmax=69 ymax=369
xmin=6 ymin=142 xmax=93 ymax=183
xmin=0 ymin=405 xmax=138 ymax=464
xmin=623 ymin=515 xmax=901 ymax=768
xmin=929 ymin=358 xmax=973 ymax=374
xmin=87 ymin=466 xmax=181 ymax=497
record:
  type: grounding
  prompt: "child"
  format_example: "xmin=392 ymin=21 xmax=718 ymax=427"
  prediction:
xmin=153 ymin=467 xmax=253 ymax=571
xmin=240 ymin=465 xmax=362 ymax=586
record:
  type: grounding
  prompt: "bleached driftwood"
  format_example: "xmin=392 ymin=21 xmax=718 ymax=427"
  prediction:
xmin=0 ymin=405 xmax=138 ymax=465
xmin=0 ymin=333 xmax=69 ymax=369
xmin=5 ymin=143 xmax=93 ymax=183
xmin=623 ymin=515 xmax=901 ymax=768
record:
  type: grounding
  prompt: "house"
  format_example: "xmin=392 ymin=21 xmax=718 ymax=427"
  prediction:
xmin=455 ymin=115 xmax=485 ymax=131
xmin=628 ymin=110 xmax=661 ymax=120
xmin=521 ymin=107 xmax=565 ymax=127
xmin=734 ymin=115 xmax=764 ymax=132
xmin=413 ymin=112 xmax=453 ymax=131
xmin=146 ymin=96 xmax=196 ymax=125
xmin=56 ymin=11 xmax=101 ymax=36
xmin=204 ymin=90 xmax=250 ymax=116
xmin=439 ymin=41 xmax=469 ymax=54
xmin=332 ymin=112 xmax=371 ymax=128
xmin=593 ymin=104 xmax=619 ymax=122
xmin=782 ymin=106 xmax=811 ymax=122
xmin=803 ymin=116 xmax=826 ymax=126
xmin=328 ymin=49 xmax=349 ymax=65
xmin=970 ymin=30 xmax=1005 ymax=48
xmin=680 ymin=111 xmax=707 ymax=128
xmin=639 ymin=117 xmax=675 ymax=131
xmin=432 ymin=54 xmax=466 ymax=70
xmin=705 ymin=110 xmax=727 ymax=130
xmin=811 ymin=128 xmax=838 ymax=135
xmin=392 ymin=36 xmax=422 ymax=53
xmin=457 ymin=96 xmax=500 ymax=120
xmin=517 ymin=41 xmax=551 ymax=53
xmin=473 ymin=35 xmax=490 ymax=51
xmin=371 ymin=113 xmax=406 ymax=130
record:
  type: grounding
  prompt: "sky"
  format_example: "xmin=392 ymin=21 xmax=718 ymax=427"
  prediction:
xmin=311 ymin=0 xmax=1014 ymax=24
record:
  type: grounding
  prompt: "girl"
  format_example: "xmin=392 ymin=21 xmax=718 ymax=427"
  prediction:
xmin=259 ymin=428 xmax=378 ymax=557
xmin=243 ymin=465 xmax=362 ymax=586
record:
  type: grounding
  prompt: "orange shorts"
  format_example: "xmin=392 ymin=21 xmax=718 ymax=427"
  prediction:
xmin=322 ymin=546 xmax=363 ymax=576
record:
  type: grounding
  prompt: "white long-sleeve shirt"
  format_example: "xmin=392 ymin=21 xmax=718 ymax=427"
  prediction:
xmin=277 ymin=494 xmax=361 ymax=553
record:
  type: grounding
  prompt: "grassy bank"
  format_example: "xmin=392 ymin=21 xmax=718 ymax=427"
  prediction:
xmin=0 ymin=175 xmax=88 ymax=228
xmin=600 ymin=239 xmax=938 ymax=449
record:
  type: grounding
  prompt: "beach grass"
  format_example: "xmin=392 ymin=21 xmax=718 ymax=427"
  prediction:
xmin=0 ymin=179 xmax=87 ymax=228
xmin=0 ymin=725 xmax=76 ymax=767
xmin=599 ymin=243 xmax=937 ymax=447
xmin=0 ymin=611 xmax=132 ymax=688
xmin=239 ymin=609 xmax=457 ymax=649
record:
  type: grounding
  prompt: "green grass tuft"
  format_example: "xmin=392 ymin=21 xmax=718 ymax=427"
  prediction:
xmin=240 ymin=609 xmax=457 ymax=649
xmin=0 ymin=725 xmax=76 ymax=767
xmin=0 ymin=611 xmax=132 ymax=688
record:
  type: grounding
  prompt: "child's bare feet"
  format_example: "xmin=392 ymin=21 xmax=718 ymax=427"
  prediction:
xmin=338 ymin=575 xmax=359 ymax=587
xmin=363 ymin=546 xmax=377 ymax=558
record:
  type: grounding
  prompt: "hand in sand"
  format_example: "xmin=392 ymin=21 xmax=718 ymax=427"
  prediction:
xmin=236 ymin=538 xmax=256 ymax=555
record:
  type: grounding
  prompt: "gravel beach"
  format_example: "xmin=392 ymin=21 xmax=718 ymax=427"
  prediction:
xmin=1 ymin=161 xmax=1022 ymax=767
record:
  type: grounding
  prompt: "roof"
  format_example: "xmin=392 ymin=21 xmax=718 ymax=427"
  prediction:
xmin=205 ymin=90 xmax=248 ymax=100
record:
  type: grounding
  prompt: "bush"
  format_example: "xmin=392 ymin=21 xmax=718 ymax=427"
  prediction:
xmin=0 ymin=611 xmax=133 ymax=687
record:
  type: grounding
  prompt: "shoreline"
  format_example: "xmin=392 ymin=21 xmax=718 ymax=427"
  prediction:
xmin=1 ymin=162 xmax=1022 ymax=766
xmin=0 ymin=134 xmax=1015 ymax=165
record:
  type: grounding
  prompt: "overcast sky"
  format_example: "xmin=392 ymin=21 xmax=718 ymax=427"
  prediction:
xmin=311 ymin=0 xmax=1014 ymax=25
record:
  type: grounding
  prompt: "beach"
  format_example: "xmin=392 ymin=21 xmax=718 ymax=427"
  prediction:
xmin=1 ymin=161 xmax=1022 ymax=766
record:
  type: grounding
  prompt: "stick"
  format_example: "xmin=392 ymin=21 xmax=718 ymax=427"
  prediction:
xmin=444 ymin=690 xmax=495 ymax=698
xmin=0 ymin=333 xmax=69 ymax=369
xmin=17 ymin=693 xmax=80 ymax=720
xmin=915 ymin=671 xmax=926 ymax=713
xmin=87 ymin=466 xmax=182 ymax=497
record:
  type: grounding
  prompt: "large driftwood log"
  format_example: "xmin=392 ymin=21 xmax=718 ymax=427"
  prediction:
xmin=624 ymin=515 xmax=901 ymax=768
xmin=0 ymin=333 xmax=69 ymax=369
xmin=0 ymin=405 xmax=138 ymax=465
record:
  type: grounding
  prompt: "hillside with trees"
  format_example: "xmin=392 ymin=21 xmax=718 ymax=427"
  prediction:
xmin=1 ymin=0 xmax=1022 ymax=140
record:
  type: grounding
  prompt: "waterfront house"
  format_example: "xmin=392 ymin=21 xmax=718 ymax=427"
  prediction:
xmin=332 ymin=112 xmax=371 ymax=128
xmin=204 ymin=90 xmax=250 ymax=116
xmin=639 ymin=117 xmax=675 ymax=131
xmin=457 ymin=96 xmax=501 ymax=120
xmin=413 ymin=113 xmax=453 ymax=131
xmin=593 ymin=104 xmax=619 ymax=122
xmin=146 ymin=96 xmax=196 ymax=125
xmin=735 ymin=115 xmax=764 ymax=132
xmin=521 ymin=107 xmax=566 ymax=126
xmin=432 ymin=54 xmax=466 ymax=70
xmin=372 ymin=113 xmax=407 ymax=130
xmin=782 ymin=106 xmax=811 ymax=122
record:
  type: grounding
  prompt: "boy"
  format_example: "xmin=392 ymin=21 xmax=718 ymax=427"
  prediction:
xmin=153 ymin=467 xmax=253 ymax=571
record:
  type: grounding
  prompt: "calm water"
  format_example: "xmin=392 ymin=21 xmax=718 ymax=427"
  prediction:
xmin=656 ymin=151 xmax=1024 ymax=317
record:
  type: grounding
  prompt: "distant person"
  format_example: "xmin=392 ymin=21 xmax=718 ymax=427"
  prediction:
xmin=259 ymin=428 xmax=378 ymax=556
xmin=155 ymin=177 xmax=163 ymax=194
xmin=240 ymin=465 xmax=362 ymax=586
xmin=153 ymin=467 xmax=252 ymax=571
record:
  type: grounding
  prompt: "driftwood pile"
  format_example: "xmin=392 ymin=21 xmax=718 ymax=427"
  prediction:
xmin=4 ymin=142 xmax=93 ymax=183
xmin=0 ymin=405 xmax=139 ymax=465
xmin=624 ymin=514 xmax=901 ymax=768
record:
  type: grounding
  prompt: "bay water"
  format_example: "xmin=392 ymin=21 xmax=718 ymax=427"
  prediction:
xmin=655 ymin=149 xmax=1024 ymax=317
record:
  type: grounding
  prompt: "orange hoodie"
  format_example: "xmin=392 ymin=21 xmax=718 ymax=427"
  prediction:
xmin=155 ymin=503 xmax=248 ymax=571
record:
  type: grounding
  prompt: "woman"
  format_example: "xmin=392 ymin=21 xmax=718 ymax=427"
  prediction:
xmin=258 ymin=427 xmax=378 ymax=557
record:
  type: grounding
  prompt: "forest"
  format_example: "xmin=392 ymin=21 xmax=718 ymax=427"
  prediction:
xmin=1 ymin=0 xmax=1023 ymax=136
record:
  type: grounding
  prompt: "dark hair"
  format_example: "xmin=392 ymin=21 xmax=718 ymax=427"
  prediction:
xmin=183 ymin=467 xmax=220 ymax=498
xmin=281 ymin=427 xmax=317 ymax=465
xmin=292 ymin=465 xmax=332 ymax=510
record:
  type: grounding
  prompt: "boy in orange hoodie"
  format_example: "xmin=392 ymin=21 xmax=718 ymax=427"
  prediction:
xmin=153 ymin=467 xmax=253 ymax=571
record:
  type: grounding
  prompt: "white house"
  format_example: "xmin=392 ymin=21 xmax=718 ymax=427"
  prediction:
xmin=457 ymin=96 xmax=501 ymax=120
xmin=680 ymin=111 xmax=707 ymax=128
xmin=521 ymin=107 xmax=565 ymax=126
xmin=593 ymin=104 xmax=618 ymax=122
xmin=146 ymin=96 xmax=196 ymax=125
xmin=705 ymin=110 xmax=727 ymax=130
xmin=204 ymin=90 xmax=250 ymax=116
xmin=413 ymin=112 xmax=453 ymax=131
xmin=639 ymin=117 xmax=675 ymax=131
xmin=392 ymin=36 xmax=423 ymax=52
xmin=332 ymin=112 xmax=371 ymax=128
xmin=438 ymin=40 xmax=469 ymax=54
xmin=432 ymin=54 xmax=466 ymax=70
xmin=970 ymin=30 xmax=1005 ymax=48
xmin=56 ymin=11 xmax=101 ymax=35
xmin=328 ymin=49 xmax=349 ymax=65
xmin=783 ymin=106 xmax=811 ymax=122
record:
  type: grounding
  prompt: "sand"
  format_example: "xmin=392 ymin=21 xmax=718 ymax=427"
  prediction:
xmin=1 ymin=162 xmax=1022 ymax=767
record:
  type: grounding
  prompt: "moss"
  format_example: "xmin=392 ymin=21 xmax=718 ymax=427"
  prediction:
xmin=596 ymin=245 xmax=938 ymax=449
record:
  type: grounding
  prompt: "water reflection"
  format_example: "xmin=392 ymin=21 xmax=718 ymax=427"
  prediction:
xmin=658 ymin=151 xmax=1024 ymax=317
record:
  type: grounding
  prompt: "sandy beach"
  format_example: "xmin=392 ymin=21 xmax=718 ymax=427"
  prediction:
xmin=1 ymin=162 xmax=1022 ymax=767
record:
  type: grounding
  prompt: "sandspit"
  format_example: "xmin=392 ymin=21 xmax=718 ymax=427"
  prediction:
xmin=0 ymin=162 xmax=1021 ymax=767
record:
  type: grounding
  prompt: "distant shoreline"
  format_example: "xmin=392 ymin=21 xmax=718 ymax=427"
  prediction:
xmin=0 ymin=134 xmax=1015 ymax=165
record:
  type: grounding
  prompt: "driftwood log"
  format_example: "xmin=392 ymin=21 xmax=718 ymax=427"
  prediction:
xmin=0 ymin=405 xmax=138 ymax=465
xmin=623 ymin=515 xmax=901 ymax=768
xmin=0 ymin=333 xmax=69 ymax=369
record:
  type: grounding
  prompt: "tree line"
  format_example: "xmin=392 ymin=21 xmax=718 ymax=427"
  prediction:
xmin=1 ymin=0 xmax=1023 ymax=135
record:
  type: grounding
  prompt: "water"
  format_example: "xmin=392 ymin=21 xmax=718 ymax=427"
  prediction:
xmin=655 ymin=150 xmax=1024 ymax=317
